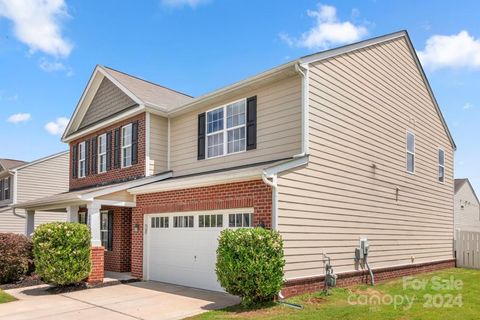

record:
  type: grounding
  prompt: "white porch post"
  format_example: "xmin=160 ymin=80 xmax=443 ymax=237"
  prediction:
xmin=87 ymin=202 xmax=102 ymax=247
xmin=25 ymin=210 xmax=35 ymax=237
xmin=66 ymin=205 xmax=79 ymax=223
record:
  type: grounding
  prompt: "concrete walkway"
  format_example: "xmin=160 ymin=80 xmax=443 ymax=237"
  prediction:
xmin=0 ymin=281 xmax=239 ymax=320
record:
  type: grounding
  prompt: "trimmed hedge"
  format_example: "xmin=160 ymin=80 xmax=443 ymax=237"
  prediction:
xmin=32 ymin=222 xmax=91 ymax=286
xmin=0 ymin=233 xmax=33 ymax=284
xmin=216 ymin=228 xmax=285 ymax=307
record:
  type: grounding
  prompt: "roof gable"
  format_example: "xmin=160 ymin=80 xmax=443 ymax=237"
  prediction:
xmin=455 ymin=178 xmax=480 ymax=205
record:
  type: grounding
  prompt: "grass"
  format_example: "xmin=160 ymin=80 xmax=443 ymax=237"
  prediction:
xmin=0 ymin=289 xmax=15 ymax=304
xmin=190 ymin=268 xmax=480 ymax=320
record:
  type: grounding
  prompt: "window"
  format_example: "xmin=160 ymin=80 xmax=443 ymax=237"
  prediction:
xmin=206 ymin=99 xmax=246 ymax=158
xmin=228 ymin=213 xmax=252 ymax=228
xmin=151 ymin=216 xmax=169 ymax=228
xmin=406 ymin=132 xmax=415 ymax=173
xmin=3 ymin=177 xmax=10 ymax=200
xmin=78 ymin=212 xmax=87 ymax=224
xmin=78 ymin=141 xmax=86 ymax=178
xmin=438 ymin=149 xmax=445 ymax=183
xmin=173 ymin=215 xmax=194 ymax=228
xmin=199 ymin=214 xmax=223 ymax=228
xmin=100 ymin=211 xmax=113 ymax=251
xmin=98 ymin=134 xmax=107 ymax=173
xmin=121 ymin=124 xmax=132 ymax=168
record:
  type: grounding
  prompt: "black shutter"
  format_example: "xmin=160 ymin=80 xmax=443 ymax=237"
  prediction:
xmin=106 ymin=131 xmax=112 ymax=171
xmin=113 ymin=127 xmax=121 ymax=169
xmin=0 ymin=179 xmax=3 ymax=201
xmin=107 ymin=211 xmax=113 ymax=251
xmin=131 ymin=121 xmax=139 ymax=165
xmin=91 ymin=136 xmax=98 ymax=175
xmin=72 ymin=144 xmax=78 ymax=179
xmin=85 ymin=140 xmax=90 ymax=176
xmin=197 ymin=113 xmax=206 ymax=160
xmin=246 ymin=96 xmax=257 ymax=150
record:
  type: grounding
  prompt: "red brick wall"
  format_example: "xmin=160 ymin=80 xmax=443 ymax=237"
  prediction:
xmin=281 ymin=259 xmax=456 ymax=298
xmin=87 ymin=246 xmax=105 ymax=284
xmin=131 ymin=180 xmax=272 ymax=278
xmin=69 ymin=113 xmax=146 ymax=191
xmin=103 ymin=206 xmax=132 ymax=273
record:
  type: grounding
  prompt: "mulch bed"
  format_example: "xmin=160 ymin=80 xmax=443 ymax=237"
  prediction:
xmin=0 ymin=275 xmax=44 ymax=290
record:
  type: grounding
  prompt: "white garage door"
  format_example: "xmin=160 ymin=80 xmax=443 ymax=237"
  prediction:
xmin=145 ymin=209 xmax=253 ymax=292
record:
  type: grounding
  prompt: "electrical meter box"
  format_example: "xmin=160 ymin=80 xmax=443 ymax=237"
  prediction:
xmin=359 ymin=238 xmax=369 ymax=259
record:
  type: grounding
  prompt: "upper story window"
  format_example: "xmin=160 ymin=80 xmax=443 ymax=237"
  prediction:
xmin=0 ymin=177 xmax=11 ymax=201
xmin=206 ymin=99 xmax=246 ymax=158
xmin=406 ymin=131 xmax=415 ymax=174
xmin=438 ymin=149 xmax=445 ymax=183
xmin=98 ymin=134 xmax=107 ymax=173
xmin=121 ymin=124 xmax=132 ymax=168
xmin=78 ymin=141 xmax=86 ymax=178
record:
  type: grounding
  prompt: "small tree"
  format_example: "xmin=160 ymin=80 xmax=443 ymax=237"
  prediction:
xmin=0 ymin=233 xmax=33 ymax=284
xmin=32 ymin=222 xmax=91 ymax=286
xmin=216 ymin=228 xmax=285 ymax=307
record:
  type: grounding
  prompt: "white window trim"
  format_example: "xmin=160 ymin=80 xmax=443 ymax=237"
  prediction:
xmin=438 ymin=147 xmax=445 ymax=184
xmin=121 ymin=123 xmax=132 ymax=168
xmin=3 ymin=178 xmax=9 ymax=200
xmin=205 ymin=98 xmax=247 ymax=160
xmin=406 ymin=131 xmax=415 ymax=174
xmin=98 ymin=133 xmax=107 ymax=174
xmin=78 ymin=141 xmax=86 ymax=178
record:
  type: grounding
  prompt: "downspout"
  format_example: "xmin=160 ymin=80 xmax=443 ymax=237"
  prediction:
xmin=262 ymin=173 xmax=278 ymax=230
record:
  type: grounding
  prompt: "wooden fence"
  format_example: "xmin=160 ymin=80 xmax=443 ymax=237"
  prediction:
xmin=456 ymin=230 xmax=480 ymax=269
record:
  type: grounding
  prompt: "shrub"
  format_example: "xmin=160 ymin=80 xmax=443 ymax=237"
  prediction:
xmin=0 ymin=233 xmax=33 ymax=284
xmin=216 ymin=228 xmax=285 ymax=307
xmin=32 ymin=222 xmax=91 ymax=286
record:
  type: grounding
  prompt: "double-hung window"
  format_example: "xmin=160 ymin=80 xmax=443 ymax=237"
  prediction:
xmin=98 ymin=134 xmax=107 ymax=173
xmin=207 ymin=99 xmax=246 ymax=158
xmin=4 ymin=177 xmax=9 ymax=200
xmin=78 ymin=141 xmax=86 ymax=178
xmin=406 ymin=132 xmax=415 ymax=173
xmin=121 ymin=124 xmax=132 ymax=168
xmin=100 ymin=211 xmax=113 ymax=251
xmin=438 ymin=149 xmax=445 ymax=183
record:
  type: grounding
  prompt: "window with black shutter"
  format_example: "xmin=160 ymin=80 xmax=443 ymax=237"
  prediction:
xmin=246 ymin=96 xmax=257 ymax=150
xmin=106 ymin=131 xmax=112 ymax=171
xmin=113 ymin=127 xmax=121 ymax=169
xmin=197 ymin=113 xmax=206 ymax=160
xmin=0 ymin=179 xmax=4 ymax=201
xmin=85 ymin=139 xmax=90 ymax=176
xmin=72 ymin=144 xmax=78 ymax=179
xmin=91 ymin=136 xmax=98 ymax=175
xmin=131 ymin=121 xmax=139 ymax=165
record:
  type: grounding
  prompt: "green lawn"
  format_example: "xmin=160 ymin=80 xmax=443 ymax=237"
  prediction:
xmin=0 ymin=290 xmax=15 ymax=304
xmin=191 ymin=268 xmax=480 ymax=320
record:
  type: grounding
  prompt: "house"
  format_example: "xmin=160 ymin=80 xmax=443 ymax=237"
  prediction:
xmin=454 ymin=178 xmax=480 ymax=235
xmin=0 ymin=152 xmax=69 ymax=234
xmin=17 ymin=30 xmax=456 ymax=295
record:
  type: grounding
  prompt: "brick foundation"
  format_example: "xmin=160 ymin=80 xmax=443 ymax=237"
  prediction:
xmin=281 ymin=259 xmax=456 ymax=298
xmin=131 ymin=179 xmax=272 ymax=278
xmin=104 ymin=206 xmax=132 ymax=272
xmin=87 ymin=246 xmax=105 ymax=284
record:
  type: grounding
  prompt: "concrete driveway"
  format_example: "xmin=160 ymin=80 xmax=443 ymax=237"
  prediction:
xmin=0 ymin=282 xmax=239 ymax=320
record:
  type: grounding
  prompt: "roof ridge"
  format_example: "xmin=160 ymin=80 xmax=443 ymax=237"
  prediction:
xmin=101 ymin=65 xmax=194 ymax=98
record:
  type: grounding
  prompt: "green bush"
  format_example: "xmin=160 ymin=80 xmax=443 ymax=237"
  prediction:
xmin=32 ymin=222 xmax=91 ymax=286
xmin=0 ymin=233 xmax=33 ymax=284
xmin=216 ymin=228 xmax=285 ymax=306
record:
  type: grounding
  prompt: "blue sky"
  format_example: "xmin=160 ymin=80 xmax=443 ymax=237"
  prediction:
xmin=0 ymin=0 xmax=479 ymax=189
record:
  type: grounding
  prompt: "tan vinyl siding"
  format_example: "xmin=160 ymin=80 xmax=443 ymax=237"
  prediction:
xmin=149 ymin=113 xmax=169 ymax=174
xmin=278 ymin=37 xmax=454 ymax=280
xmin=0 ymin=207 xmax=25 ymax=234
xmin=170 ymin=76 xmax=302 ymax=176
xmin=454 ymin=184 xmax=480 ymax=234
xmin=79 ymin=78 xmax=136 ymax=129
xmin=16 ymin=152 xmax=70 ymax=203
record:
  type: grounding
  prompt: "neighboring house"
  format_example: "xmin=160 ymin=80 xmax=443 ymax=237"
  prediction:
xmin=454 ymin=178 xmax=480 ymax=234
xmin=0 ymin=152 xmax=69 ymax=234
xmin=17 ymin=30 xmax=456 ymax=295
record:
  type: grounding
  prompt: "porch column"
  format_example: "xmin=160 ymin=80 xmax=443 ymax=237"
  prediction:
xmin=25 ymin=210 xmax=35 ymax=237
xmin=66 ymin=205 xmax=79 ymax=223
xmin=87 ymin=202 xmax=102 ymax=247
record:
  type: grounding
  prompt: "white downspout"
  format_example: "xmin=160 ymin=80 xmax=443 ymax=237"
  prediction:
xmin=295 ymin=63 xmax=310 ymax=157
xmin=262 ymin=172 xmax=278 ymax=230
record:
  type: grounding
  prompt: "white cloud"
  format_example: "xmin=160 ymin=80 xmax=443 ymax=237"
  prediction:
xmin=417 ymin=31 xmax=480 ymax=70
xmin=7 ymin=113 xmax=31 ymax=123
xmin=0 ymin=0 xmax=72 ymax=58
xmin=280 ymin=4 xmax=368 ymax=49
xmin=45 ymin=117 xmax=69 ymax=135
xmin=463 ymin=102 xmax=473 ymax=110
xmin=39 ymin=58 xmax=65 ymax=72
xmin=161 ymin=0 xmax=210 ymax=8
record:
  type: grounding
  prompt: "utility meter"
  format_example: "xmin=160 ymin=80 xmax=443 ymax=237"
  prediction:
xmin=359 ymin=238 xmax=369 ymax=259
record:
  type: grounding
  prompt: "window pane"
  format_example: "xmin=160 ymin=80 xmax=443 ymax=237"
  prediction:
xmin=407 ymin=153 xmax=414 ymax=173
xmin=243 ymin=213 xmax=251 ymax=227
xmin=226 ymin=100 xmax=246 ymax=128
xmin=438 ymin=149 xmax=445 ymax=166
xmin=188 ymin=216 xmax=194 ymax=227
xmin=236 ymin=214 xmax=242 ymax=227
xmin=151 ymin=217 xmax=155 ymax=228
xmin=199 ymin=215 xmax=204 ymax=227
xmin=217 ymin=215 xmax=223 ymax=227
xmin=227 ymin=127 xmax=246 ymax=154
xmin=207 ymin=132 xmax=224 ymax=157
xmin=438 ymin=166 xmax=445 ymax=182
xmin=122 ymin=125 xmax=132 ymax=146
xmin=207 ymin=108 xmax=224 ymax=133
xmin=407 ymin=132 xmax=415 ymax=153
xmin=229 ymin=214 xmax=235 ymax=227
xmin=164 ymin=217 xmax=169 ymax=228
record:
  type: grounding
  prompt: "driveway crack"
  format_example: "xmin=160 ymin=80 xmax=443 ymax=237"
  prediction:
xmin=60 ymin=294 xmax=144 ymax=319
